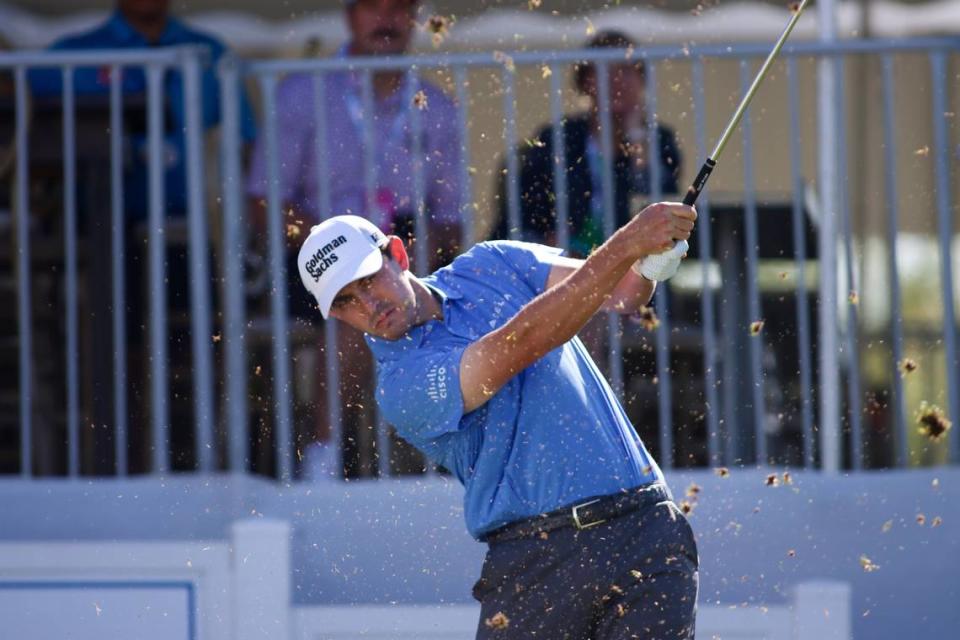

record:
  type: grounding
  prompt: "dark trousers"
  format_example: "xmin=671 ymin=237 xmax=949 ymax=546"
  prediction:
xmin=472 ymin=499 xmax=699 ymax=639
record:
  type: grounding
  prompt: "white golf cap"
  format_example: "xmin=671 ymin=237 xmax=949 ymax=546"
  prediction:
xmin=297 ymin=215 xmax=389 ymax=318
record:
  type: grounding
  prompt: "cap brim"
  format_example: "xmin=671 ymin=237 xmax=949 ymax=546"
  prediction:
xmin=317 ymin=249 xmax=384 ymax=319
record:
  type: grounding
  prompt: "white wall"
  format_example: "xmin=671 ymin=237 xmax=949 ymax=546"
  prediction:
xmin=3 ymin=1 xmax=960 ymax=51
xmin=292 ymin=583 xmax=850 ymax=640
xmin=0 ymin=519 xmax=291 ymax=640
xmin=0 ymin=469 xmax=957 ymax=639
xmin=0 ymin=525 xmax=849 ymax=640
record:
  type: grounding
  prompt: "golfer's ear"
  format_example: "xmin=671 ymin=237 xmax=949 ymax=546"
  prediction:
xmin=386 ymin=235 xmax=409 ymax=271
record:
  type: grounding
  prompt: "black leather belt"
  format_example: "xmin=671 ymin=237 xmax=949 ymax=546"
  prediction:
xmin=483 ymin=483 xmax=671 ymax=544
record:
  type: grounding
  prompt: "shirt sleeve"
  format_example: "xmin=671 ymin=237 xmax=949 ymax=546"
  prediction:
xmin=377 ymin=346 xmax=467 ymax=441
xmin=484 ymin=240 xmax=564 ymax=296
xmin=27 ymin=37 xmax=86 ymax=97
xmin=239 ymin=87 xmax=258 ymax=143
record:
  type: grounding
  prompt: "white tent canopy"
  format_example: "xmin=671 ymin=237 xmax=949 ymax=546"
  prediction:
xmin=1 ymin=0 xmax=958 ymax=53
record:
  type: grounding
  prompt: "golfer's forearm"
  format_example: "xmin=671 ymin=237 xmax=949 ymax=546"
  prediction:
xmin=509 ymin=239 xmax=634 ymax=355
xmin=603 ymin=268 xmax=656 ymax=312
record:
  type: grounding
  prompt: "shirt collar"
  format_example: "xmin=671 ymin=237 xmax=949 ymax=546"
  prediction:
xmin=107 ymin=11 xmax=141 ymax=44
xmin=423 ymin=275 xmax=463 ymax=305
xmin=107 ymin=10 xmax=187 ymax=46
xmin=159 ymin=16 xmax=189 ymax=43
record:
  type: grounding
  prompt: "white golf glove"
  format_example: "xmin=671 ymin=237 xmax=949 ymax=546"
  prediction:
xmin=637 ymin=239 xmax=688 ymax=281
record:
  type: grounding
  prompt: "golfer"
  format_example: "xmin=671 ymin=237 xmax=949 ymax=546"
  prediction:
xmin=297 ymin=201 xmax=699 ymax=639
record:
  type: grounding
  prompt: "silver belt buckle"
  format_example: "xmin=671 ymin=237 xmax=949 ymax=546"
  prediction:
xmin=571 ymin=498 xmax=606 ymax=530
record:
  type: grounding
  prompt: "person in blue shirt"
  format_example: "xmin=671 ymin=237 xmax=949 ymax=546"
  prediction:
xmin=296 ymin=201 xmax=699 ymax=638
xmin=28 ymin=1 xmax=256 ymax=472
xmin=29 ymin=0 xmax=256 ymax=220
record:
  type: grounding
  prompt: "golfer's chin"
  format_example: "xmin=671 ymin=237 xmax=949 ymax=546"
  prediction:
xmin=368 ymin=326 xmax=405 ymax=341
xmin=366 ymin=309 xmax=408 ymax=341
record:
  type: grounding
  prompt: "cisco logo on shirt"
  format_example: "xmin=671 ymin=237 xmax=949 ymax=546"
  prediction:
xmin=426 ymin=364 xmax=448 ymax=402
xmin=304 ymin=234 xmax=347 ymax=281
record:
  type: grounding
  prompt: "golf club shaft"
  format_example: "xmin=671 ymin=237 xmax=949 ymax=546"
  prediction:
xmin=682 ymin=0 xmax=811 ymax=206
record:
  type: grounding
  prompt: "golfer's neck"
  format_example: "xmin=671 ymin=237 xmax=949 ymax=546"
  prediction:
xmin=411 ymin=279 xmax=444 ymax=326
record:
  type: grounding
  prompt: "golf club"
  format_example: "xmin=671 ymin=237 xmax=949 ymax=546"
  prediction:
xmin=683 ymin=0 xmax=812 ymax=207
xmin=640 ymin=0 xmax=811 ymax=278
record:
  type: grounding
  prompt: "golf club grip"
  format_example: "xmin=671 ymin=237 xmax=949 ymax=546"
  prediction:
xmin=682 ymin=158 xmax=716 ymax=207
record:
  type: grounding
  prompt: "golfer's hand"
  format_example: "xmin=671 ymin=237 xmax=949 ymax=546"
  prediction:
xmin=630 ymin=202 xmax=697 ymax=258
xmin=640 ymin=240 xmax=688 ymax=281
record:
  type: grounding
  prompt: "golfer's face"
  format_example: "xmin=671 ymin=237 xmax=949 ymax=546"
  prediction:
xmin=328 ymin=259 xmax=415 ymax=340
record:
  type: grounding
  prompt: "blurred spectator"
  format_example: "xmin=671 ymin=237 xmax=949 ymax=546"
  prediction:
xmin=27 ymin=0 xmax=256 ymax=472
xmin=0 ymin=34 xmax=11 ymax=182
xmin=491 ymin=30 xmax=682 ymax=383
xmin=247 ymin=0 xmax=463 ymax=275
xmin=495 ymin=30 xmax=681 ymax=257
xmin=29 ymin=0 xmax=257 ymax=221
xmin=246 ymin=0 xmax=464 ymax=478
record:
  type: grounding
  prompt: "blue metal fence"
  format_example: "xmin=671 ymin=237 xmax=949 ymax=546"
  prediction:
xmin=1 ymin=37 xmax=957 ymax=480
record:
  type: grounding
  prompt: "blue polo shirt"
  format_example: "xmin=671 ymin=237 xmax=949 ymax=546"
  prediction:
xmin=366 ymin=241 xmax=664 ymax=539
xmin=28 ymin=11 xmax=257 ymax=220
